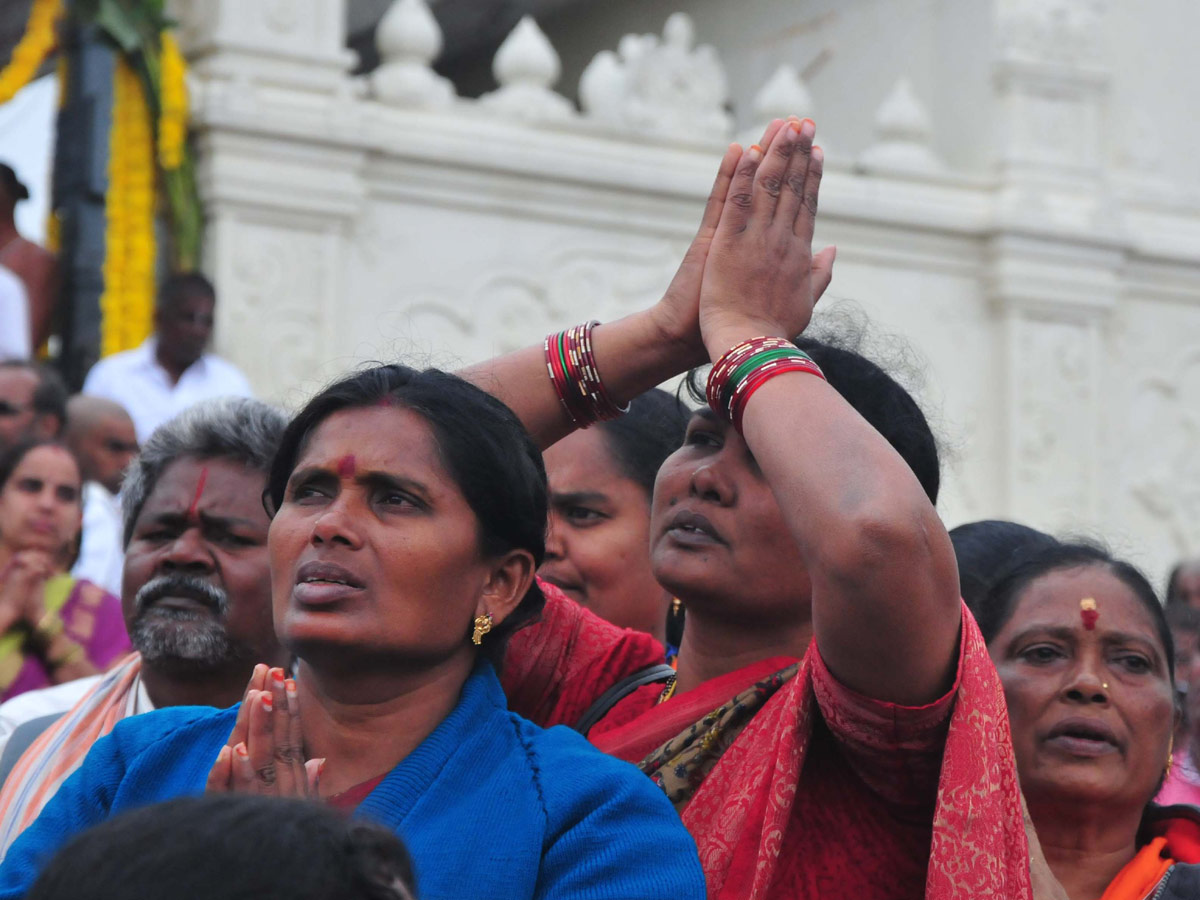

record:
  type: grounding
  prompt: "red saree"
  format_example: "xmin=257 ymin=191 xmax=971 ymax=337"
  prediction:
xmin=504 ymin=583 xmax=1031 ymax=899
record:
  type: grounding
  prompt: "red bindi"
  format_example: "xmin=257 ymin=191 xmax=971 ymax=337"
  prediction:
xmin=187 ymin=467 xmax=208 ymax=521
xmin=337 ymin=455 xmax=356 ymax=478
xmin=1080 ymin=598 xmax=1098 ymax=631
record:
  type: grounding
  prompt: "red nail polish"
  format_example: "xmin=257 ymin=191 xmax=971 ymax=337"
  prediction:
xmin=261 ymin=693 xmax=273 ymax=711
xmin=271 ymin=669 xmax=285 ymax=683
xmin=318 ymin=759 xmax=327 ymax=776
xmin=235 ymin=742 xmax=248 ymax=757
xmin=285 ymin=678 xmax=297 ymax=693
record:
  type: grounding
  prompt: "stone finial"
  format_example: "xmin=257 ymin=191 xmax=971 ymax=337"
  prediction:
xmin=858 ymin=78 xmax=945 ymax=174
xmin=752 ymin=64 xmax=815 ymax=125
xmin=371 ymin=0 xmax=455 ymax=108
xmin=578 ymin=13 xmax=731 ymax=141
xmin=479 ymin=16 xmax=574 ymax=122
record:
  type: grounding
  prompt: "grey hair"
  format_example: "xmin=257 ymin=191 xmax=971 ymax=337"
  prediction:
xmin=122 ymin=397 xmax=288 ymax=546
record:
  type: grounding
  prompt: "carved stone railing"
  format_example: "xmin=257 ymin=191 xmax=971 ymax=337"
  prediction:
xmin=175 ymin=0 xmax=1200 ymax=581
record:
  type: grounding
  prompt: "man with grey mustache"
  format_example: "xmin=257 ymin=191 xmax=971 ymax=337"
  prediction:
xmin=0 ymin=398 xmax=291 ymax=852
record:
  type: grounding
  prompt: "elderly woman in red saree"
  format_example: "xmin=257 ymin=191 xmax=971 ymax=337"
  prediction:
xmin=463 ymin=117 xmax=1033 ymax=898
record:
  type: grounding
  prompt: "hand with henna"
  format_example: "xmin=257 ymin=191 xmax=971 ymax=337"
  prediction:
xmin=697 ymin=116 xmax=835 ymax=359
xmin=650 ymin=117 xmax=835 ymax=368
xmin=206 ymin=665 xmax=324 ymax=798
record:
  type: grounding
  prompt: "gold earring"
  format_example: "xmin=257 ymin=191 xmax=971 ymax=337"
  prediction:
xmin=471 ymin=612 xmax=493 ymax=646
xmin=1102 ymin=683 xmax=1110 ymax=691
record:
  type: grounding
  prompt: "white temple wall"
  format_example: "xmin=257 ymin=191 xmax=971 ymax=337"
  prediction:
xmin=173 ymin=0 xmax=1200 ymax=584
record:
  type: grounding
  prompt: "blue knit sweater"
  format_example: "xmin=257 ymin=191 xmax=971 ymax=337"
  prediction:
xmin=0 ymin=663 xmax=704 ymax=899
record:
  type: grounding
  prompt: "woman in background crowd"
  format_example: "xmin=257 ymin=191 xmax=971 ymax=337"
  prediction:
xmin=1159 ymin=604 xmax=1200 ymax=807
xmin=979 ymin=542 xmax=1200 ymax=900
xmin=0 ymin=366 xmax=705 ymax=900
xmin=0 ymin=439 xmax=128 ymax=702
xmin=540 ymin=387 xmax=687 ymax=645
xmin=1167 ymin=558 xmax=1200 ymax=609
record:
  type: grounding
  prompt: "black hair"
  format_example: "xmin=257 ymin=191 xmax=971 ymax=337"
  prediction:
xmin=595 ymin=388 xmax=689 ymax=497
xmin=1166 ymin=603 xmax=1200 ymax=640
xmin=267 ymin=364 xmax=547 ymax=665
xmin=1164 ymin=560 xmax=1200 ymax=607
xmin=949 ymin=519 xmax=1059 ymax=618
xmin=158 ymin=271 xmax=216 ymax=311
xmin=27 ymin=794 xmax=418 ymax=900
xmin=685 ymin=335 xmax=940 ymax=503
xmin=977 ymin=541 xmax=1175 ymax=683
xmin=0 ymin=360 xmax=68 ymax=436
xmin=0 ymin=437 xmax=81 ymax=495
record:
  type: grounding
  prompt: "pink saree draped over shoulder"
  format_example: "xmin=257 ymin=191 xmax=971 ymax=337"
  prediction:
xmin=504 ymin=583 xmax=1032 ymax=900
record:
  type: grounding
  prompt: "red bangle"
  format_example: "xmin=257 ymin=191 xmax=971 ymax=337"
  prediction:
xmin=705 ymin=336 xmax=795 ymax=413
xmin=731 ymin=358 xmax=826 ymax=434
xmin=543 ymin=321 xmax=628 ymax=427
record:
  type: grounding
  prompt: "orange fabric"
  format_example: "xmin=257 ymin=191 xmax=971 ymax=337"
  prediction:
xmin=0 ymin=654 xmax=142 ymax=853
xmin=1098 ymin=837 xmax=1173 ymax=900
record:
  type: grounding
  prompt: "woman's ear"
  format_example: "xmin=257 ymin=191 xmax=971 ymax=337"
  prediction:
xmin=476 ymin=549 xmax=537 ymax=628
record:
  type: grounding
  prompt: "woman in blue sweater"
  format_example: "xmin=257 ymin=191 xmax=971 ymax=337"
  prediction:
xmin=0 ymin=366 xmax=705 ymax=900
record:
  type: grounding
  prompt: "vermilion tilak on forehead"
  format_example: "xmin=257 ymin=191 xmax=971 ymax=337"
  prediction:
xmin=337 ymin=455 xmax=356 ymax=478
xmin=1080 ymin=597 xmax=1099 ymax=631
xmin=187 ymin=467 xmax=209 ymax=521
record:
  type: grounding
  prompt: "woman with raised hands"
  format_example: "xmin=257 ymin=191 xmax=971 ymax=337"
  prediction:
xmin=0 ymin=367 xmax=706 ymax=900
xmin=467 ymin=117 xmax=1032 ymax=898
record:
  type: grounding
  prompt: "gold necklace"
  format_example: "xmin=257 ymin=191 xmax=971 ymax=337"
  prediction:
xmin=658 ymin=675 xmax=677 ymax=704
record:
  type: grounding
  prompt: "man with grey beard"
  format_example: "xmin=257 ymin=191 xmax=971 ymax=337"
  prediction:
xmin=0 ymin=398 xmax=290 ymax=850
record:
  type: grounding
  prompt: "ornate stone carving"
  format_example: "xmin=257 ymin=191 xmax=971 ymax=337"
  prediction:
xmin=1009 ymin=314 xmax=1095 ymax=528
xmin=364 ymin=237 xmax=685 ymax=362
xmin=262 ymin=0 xmax=301 ymax=34
xmin=219 ymin=221 xmax=329 ymax=400
xmin=996 ymin=0 xmax=1105 ymax=66
xmin=479 ymin=17 xmax=574 ymax=123
xmin=371 ymin=0 xmax=456 ymax=108
xmin=858 ymin=78 xmax=945 ymax=175
xmin=1126 ymin=350 xmax=1200 ymax=558
xmin=579 ymin=13 xmax=731 ymax=140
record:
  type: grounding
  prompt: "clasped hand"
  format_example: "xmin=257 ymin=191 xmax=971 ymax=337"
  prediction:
xmin=654 ymin=117 xmax=835 ymax=364
xmin=0 ymin=550 xmax=55 ymax=634
xmin=206 ymin=664 xmax=324 ymax=797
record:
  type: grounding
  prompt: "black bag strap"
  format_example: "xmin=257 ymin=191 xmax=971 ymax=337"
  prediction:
xmin=572 ymin=663 xmax=676 ymax=736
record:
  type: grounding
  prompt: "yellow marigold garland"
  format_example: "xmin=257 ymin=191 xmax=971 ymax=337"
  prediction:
xmin=100 ymin=58 xmax=156 ymax=357
xmin=0 ymin=0 xmax=62 ymax=106
xmin=156 ymin=32 xmax=188 ymax=170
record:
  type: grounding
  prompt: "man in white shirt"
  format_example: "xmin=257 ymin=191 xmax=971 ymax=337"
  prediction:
xmin=0 ymin=399 xmax=291 ymax=844
xmin=64 ymin=396 xmax=139 ymax=596
xmin=82 ymin=273 xmax=253 ymax=443
xmin=0 ymin=265 xmax=29 ymax=361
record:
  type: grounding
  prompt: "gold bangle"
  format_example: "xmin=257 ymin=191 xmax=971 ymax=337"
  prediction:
xmin=48 ymin=639 xmax=85 ymax=669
